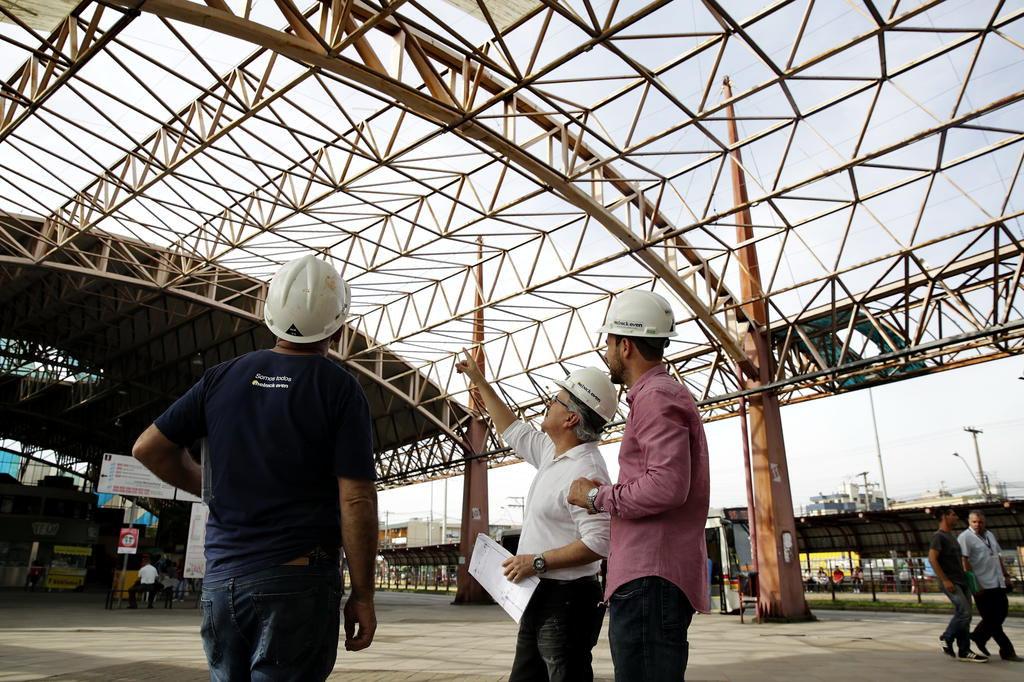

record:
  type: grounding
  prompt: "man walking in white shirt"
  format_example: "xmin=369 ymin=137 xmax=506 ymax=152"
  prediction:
xmin=456 ymin=351 xmax=615 ymax=682
xmin=959 ymin=510 xmax=1021 ymax=662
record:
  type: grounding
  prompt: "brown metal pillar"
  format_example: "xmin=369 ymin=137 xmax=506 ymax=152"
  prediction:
xmin=725 ymin=77 xmax=810 ymax=621
xmin=454 ymin=238 xmax=492 ymax=604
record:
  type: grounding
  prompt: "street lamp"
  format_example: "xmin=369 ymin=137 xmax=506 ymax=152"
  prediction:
xmin=951 ymin=452 xmax=984 ymax=498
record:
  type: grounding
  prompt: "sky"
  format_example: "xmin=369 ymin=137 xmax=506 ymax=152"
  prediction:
xmin=1 ymin=2 xmax=1021 ymax=525
xmin=379 ymin=353 xmax=1024 ymax=526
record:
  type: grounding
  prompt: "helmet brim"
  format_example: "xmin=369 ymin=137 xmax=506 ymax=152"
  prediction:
xmin=594 ymin=324 xmax=678 ymax=339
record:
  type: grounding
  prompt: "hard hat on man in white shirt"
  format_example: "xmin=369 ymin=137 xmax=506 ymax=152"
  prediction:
xmin=596 ymin=289 xmax=678 ymax=346
xmin=264 ymin=255 xmax=351 ymax=343
xmin=553 ymin=366 xmax=618 ymax=423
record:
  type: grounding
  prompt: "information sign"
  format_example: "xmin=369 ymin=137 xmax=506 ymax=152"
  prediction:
xmin=117 ymin=528 xmax=139 ymax=555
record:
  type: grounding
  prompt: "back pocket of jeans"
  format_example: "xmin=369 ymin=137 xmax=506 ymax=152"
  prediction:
xmin=253 ymin=585 xmax=324 ymax=666
xmin=200 ymin=598 xmax=222 ymax=665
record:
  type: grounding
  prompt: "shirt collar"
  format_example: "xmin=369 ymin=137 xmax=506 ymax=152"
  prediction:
xmin=626 ymin=364 xmax=668 ymax=405
xmin=553 ymin=441 xmax=597 ymax=462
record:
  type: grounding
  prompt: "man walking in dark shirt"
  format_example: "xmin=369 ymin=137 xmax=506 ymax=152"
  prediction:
xmin=928 ymin=508 xmax=986 ymax=663
xmin=133 ymin=255 xmax=379 ymax=680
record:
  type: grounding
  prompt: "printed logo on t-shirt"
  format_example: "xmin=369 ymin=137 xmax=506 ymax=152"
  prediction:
xmin=251 ymin=373 xmax=293 ymax=389
xmin=285 ymin=324 xmax=302 ymax=336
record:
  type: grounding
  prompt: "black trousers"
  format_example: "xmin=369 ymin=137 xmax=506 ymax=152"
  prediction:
xmin=128 ymin=581 xmax=158 ymax=608
xmin=973 ymin=588 xmax=1016 ymax=657
xmin=509 ymin=577 xmax=606 ymax=682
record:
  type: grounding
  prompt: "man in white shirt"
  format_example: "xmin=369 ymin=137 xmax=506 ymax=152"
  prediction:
xmin=128 ymin=555 xmax=160 ymax=609
xmin=456 ymin=351 xmax=614 ymax=682
xmin=959 ymin=510 xmax=1020 ymax=662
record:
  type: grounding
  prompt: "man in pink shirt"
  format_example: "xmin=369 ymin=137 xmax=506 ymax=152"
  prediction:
xmin=569 ymin=290 xmax=710 ymax=681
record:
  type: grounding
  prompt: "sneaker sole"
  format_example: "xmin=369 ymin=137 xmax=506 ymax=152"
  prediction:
xmin=957 ymin=658 xmax=988 ymax=663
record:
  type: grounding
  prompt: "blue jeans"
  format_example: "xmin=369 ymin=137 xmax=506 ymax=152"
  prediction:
xmin=509 ymin=577 xmax=606 ymax=682
xmin=609 ymin=577 xmax=694 ymax=682
xmin=940 ymin=582 xmax=972 ymax=655
xmin=200 ymin=564 xmax=341 ymax=681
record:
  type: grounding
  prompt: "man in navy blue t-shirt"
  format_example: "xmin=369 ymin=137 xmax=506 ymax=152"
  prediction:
xmin=133 ymin=255 xmax=378 ymax=680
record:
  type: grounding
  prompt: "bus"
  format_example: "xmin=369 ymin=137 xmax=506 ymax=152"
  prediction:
xmin=706 ymin=507 xmax=754 ymax=614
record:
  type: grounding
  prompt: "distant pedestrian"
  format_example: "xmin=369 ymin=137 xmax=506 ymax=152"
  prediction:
xmin=24 ymin=561 xmax=44 ymax=591
xmin=174 ymin=559 xmax=186 ymax=602
xmin=928 ymin=508 xmax=986 ymax=663
xmin=959 ymin=510 xmax=1021 ymax=662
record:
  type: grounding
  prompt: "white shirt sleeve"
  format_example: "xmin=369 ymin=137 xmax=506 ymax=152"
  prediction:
xmin=568 ymin=454 xmax=610 ymax=557
xmin=957 ymin=531 xmax=970 ymax=558
xmin=501 ymin=420 xmax=553 ymax=470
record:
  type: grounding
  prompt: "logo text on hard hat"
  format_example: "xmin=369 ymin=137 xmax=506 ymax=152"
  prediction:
xmin=614 ymin=320 xmax=644 ymax=329
xmin=285 ymin=324 xmax=302 ymax=336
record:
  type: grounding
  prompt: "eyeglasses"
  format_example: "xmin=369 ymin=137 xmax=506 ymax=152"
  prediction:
xmin=545 ymin=394 xmax=572 ymax=412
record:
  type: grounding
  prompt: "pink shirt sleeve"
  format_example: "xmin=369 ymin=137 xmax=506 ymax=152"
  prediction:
xmin=595 ymin=388 xmax=691 ymax=519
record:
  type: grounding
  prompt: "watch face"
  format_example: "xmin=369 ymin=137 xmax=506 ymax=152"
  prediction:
xmin=533 ymin=556 xmax=545 ymax=571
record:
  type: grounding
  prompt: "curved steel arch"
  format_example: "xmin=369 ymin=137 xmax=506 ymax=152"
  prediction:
xmin=38 ymin=0 xmax=751 ymax=372
xmin=0 ymin=214 xmax=473 ymax=479
xmin=2 ymin=0 xmax=1023 ymax=476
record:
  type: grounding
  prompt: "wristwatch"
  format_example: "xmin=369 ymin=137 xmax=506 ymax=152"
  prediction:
xmin=586 ymin=486 xmax=601 ymax=514
xmin=532 ymin=554 xmax=547 ymax=575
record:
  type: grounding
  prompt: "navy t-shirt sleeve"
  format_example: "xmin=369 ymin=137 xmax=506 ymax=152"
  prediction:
xmin=154 ymin=376 xmax=207 ymax=446
xmin=335 ymin=382 xmax=376 ymax=480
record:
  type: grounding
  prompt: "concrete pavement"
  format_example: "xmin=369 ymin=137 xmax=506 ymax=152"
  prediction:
xmin=1 ymin=590 xmax=1021 ymax=681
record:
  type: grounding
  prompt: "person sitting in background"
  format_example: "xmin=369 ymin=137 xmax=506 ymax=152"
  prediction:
xmin=832 ymin=567 xmax=845 ymax=590
xmin=128 ymin=555 xmax=159 ymax=609
xmin=852 ymin=566 xmax=864 ymax=593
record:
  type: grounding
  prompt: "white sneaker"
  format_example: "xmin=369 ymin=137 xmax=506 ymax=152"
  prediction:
xmin=958 ymin=651 xmax=988 ymax=663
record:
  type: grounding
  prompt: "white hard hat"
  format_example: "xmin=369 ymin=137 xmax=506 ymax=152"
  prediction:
xmin=264 ymin=255 xmax=351 ymax=343
xmin=553 ymin=366 xmax=618 ymax=423
xmin=596 ymin=290 xmax=678 ymax=341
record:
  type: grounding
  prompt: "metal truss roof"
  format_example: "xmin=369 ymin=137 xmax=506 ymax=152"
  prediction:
xmin=0 ymin=214 xmax=475 ymax=484
xmin=1 ymin=0 xmax=1023 ymax=483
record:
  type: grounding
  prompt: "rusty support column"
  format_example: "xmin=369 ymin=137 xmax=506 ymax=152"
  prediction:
xmin=724 ymin=77 xmax=810 ymax=621
xmin=736 ymin=391 xmax=760 ymax=620
xmin=454 ymin=238 xmax=491 ymax=604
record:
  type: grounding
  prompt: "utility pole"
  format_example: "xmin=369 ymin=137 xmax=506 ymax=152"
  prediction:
xmin=855 ymin=471 xmax=871 ymax=511
xmin=724 ymin=76 xmax=809 ymax=620
xmin=442 ymin=477 xmax=448 ymax=544
xmin=506 ymin=496 xmax=525 ymax=525
xmin=868 ymin=389 xmax=889 ymax=509
xmin=963 ymin=427 xmax=990 ymax=500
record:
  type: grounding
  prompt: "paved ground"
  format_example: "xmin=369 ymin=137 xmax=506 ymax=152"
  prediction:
xmin=1 ymin=590 xmax=1022 ymax=681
